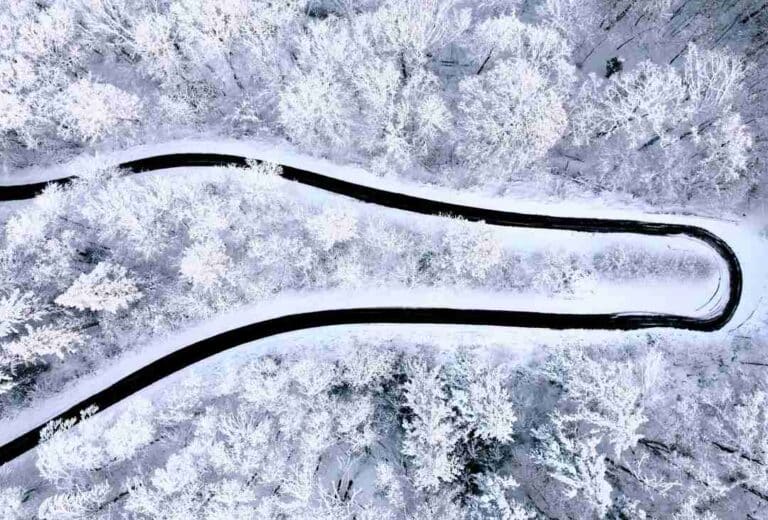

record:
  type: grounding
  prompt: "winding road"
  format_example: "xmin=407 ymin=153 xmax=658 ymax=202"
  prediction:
xmin=0 ymin=153 xmax=743 ymax=466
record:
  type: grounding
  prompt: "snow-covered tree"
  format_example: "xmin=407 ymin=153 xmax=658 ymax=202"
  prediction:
xmin=567 ymin=45 xmax=755 ymax=203
xmin=3 ymin=325 xmax=82 ymax=365
xmin=533 ymin=413 xmax=613 ymax=517
xmin=672 ymin=500 xmax=720 ymax=520
xmin=306 ymin=206 xmax=359 ymax=251
xmin=277 ymin=18 xmax=362 ymax=152
xmin=0 ymin=92 xmax=33 ymax=147
xmin=36 ymin=407 xmax=105 ymax=485
xmin=55 ymin=262 xmax=142 ymax=314
xmin=0 ymin=289 xmax=44 ymax=338
xmin=706 ymin=389 xmax=768 ymax=497
xmin=456 ymin=59 xmax=568 ymax=179
xmin=179 ymin=238 xmax=231 ymax=290
xmin=467 ymin=473 xmax=534 ymax=520
xmin=130 ymin=11 xmax=180 ymax=81
xmin=401 ymin=360 xmax=461 ymax=491
xmin=451 ymin=362 xmax=517 ymax=443
xmin=442 ymin=220 xmax=502 ymax=282
xmin=75 ymin=0 xmax=145 ymax=57
xmin=279 ymin=8 xmax=453 ymax=173
xmin=55 ymin=78 xmax=143 ymax=144
xmin=369 ymin=0 xmax=471 ymax=75
xmin=101 ymin=398 xmax=155 ymax=462
xmin=365 ymin=67 xmax=452 ymax=173
xmin=468 ymin=15 xmax=574 ymax=92
xmin=38 ymin=481 xmax=111 ymax=520
xmin=531 ymin=250 xmax=594 ymax=295
xmin=537 ymin=0 xmax=603 ymax=62
xmin=15 ymin=3 xmax=83 ymax=69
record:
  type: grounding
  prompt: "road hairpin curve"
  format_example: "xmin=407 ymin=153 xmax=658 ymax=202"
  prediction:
xmin=0 ymin=153 xmax=742 ymax=466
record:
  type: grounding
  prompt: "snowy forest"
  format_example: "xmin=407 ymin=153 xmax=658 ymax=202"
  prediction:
xmin=0 ymin=0 xmax=767 ymax=518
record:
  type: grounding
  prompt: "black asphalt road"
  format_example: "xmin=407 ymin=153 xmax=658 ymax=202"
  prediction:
xmin=0 ymin=153 xmax=743 ymax=466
